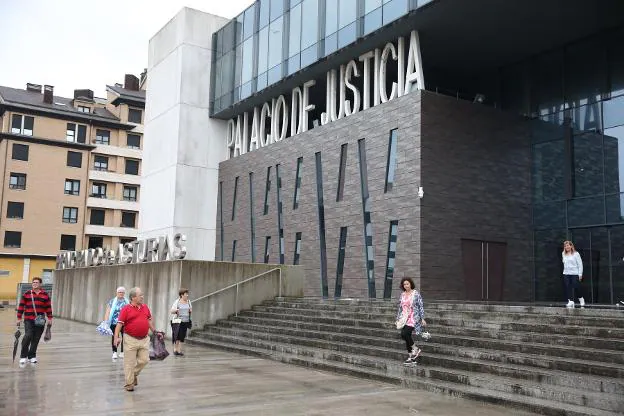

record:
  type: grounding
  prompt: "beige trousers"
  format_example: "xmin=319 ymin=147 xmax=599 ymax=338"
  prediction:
xmin=123 ymin=334 xmax=150 ymax=387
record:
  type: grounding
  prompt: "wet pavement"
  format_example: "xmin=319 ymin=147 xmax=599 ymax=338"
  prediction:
xmin=0 ymin=309 xmax=535 ymax=415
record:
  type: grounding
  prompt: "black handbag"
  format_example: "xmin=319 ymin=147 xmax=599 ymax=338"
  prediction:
xmin=31 ymin=293 xmax=46 ymax=327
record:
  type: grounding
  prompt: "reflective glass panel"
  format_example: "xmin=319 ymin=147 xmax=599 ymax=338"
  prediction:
xmin=325 ymin=1 xmax=338 ymax=35
xmin=301 ymin=0 xmax=318 ymax=50
xmin=338 ymin=0 xmax=357 ymax=29
xmin=572 ymin=132 xmax=604 ymax=197
xmin=567 ymin=196 xmax=605 ymax=227
xmin=289 ymin=4 xmax=302 ymax=57
xmin=244 ymin=5 xmax=255 ymax=40
xmin=241 ymin=38 xmax=254 ymax=84
xmin=258 ymin=27 xmax=269 ymax=74
xmin=604 ymin=95 xmax=624 ymax=129
xmin=604 ymin=126 xmax=624 ymax=194
xmin=270 ymin=0 xmax=284 ymax=22
xmin=268 ymin=17 xmax=284 ymax=68
xmin=259 ymin=0 xmax=270 ymax=28
xmin=365 ymin=0 xmax=382 ymax=13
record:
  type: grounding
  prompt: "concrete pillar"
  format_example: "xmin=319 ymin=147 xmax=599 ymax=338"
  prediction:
xmin=139 ymin=7 xmax=229 ymax=260
xmin=22 ymin=258 xmax=30 ymax=283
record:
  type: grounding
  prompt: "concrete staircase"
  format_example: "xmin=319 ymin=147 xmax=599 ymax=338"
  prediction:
xmin=189 ymin=298 xmax=624 ymax=416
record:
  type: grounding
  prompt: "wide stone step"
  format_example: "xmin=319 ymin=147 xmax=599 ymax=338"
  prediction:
xmin=215 ymin=318 xmax=624 ymax=394
xmin=195 ymin=324 xmax=624 ymax=378
xmin=270 ymin=298 xmax=624 ymax=318
xmin=223 ymin=314 xmax=624 ymax=351
xmin=256 ymin=304 xmax=624 ymax=328
xmin=433 ymin=317 xmax=624 ymax=339
xmin=188 ymin=333 xmax=622 ymax=415
xmin=236 ymin=311 xmax=624 ymax=362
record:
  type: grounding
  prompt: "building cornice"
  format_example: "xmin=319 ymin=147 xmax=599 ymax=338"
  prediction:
xmin=0 ymin=132 xmax=96 ymax=151
xmin=0 ymin=104 xmax=135 ymax=130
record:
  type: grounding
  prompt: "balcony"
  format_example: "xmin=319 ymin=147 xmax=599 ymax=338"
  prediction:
xmin=84 ymin=224 xmax=138 ymax=238
xmin=89 ymin=170 xmax=141 ymax=185
xmin=92 ymin=144 xmax=142 ymax=159
xmin=87 ymin=197 xmax=140 ymax=211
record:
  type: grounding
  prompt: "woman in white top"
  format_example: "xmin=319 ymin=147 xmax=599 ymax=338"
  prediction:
xmin=170 ymin=288 xmax=192 ymax=356
xmin=562 ymin=240 xmax=585 ymax=308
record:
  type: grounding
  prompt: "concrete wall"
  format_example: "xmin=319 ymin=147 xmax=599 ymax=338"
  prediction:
xmin=53 ymin=260 xmax=304 ymax=334
xmin=139 ymin=8 xmax=229 ymax=260
xmin=420 ymin=92 xmax=533 ymax=301
xmin=216 ymin=91 xmax=423 ymax=299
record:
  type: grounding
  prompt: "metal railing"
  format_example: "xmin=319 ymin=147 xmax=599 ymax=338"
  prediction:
xmin=191 ymin=268 xmax=282 ymax=316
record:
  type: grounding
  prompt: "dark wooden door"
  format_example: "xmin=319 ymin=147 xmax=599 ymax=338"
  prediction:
xmin=462 ymin=239 xmax=484 ymax=301
xmin=462 ymin=239 xmax=507 ymax=301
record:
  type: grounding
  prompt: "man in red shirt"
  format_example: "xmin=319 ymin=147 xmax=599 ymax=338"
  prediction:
xmin=114 ymin=287 xmax=162 ymax=391
xmin=16 ymin=277 xmax=53 ymax=367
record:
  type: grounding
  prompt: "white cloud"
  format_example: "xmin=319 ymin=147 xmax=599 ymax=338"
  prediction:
xmin=0 ymin=0 xmax=254 ymax=97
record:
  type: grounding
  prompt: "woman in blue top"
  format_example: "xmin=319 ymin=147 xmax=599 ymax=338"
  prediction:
xmin=104 ymin=287 xmax=128 ymax=360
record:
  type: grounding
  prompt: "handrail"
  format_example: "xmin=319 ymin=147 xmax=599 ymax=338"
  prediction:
xmin=190 ymin=268 xmax=282 ymax=316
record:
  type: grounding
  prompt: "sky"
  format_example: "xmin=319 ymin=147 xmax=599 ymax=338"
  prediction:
xmin=0 ymin=0 xmax=254 ymax=98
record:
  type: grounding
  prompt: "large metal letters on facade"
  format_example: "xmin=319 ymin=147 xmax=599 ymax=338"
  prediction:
xmin=226 ymin=30 xmax=425 ymax=158
xmin=55 ymin=234 xmax=187 ymax=270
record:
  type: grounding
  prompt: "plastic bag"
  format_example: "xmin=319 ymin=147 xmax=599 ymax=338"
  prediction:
xmin=96 ymin=321 xmax=113 ymax=336
xmin=149 ymin=333 xmax=169 ymax=361
xmin=43 ymin=324 xmax=52 ymax=342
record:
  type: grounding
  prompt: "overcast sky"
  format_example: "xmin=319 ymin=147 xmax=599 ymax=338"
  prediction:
xmin=0 ymin=0 xmax=254 ymax=98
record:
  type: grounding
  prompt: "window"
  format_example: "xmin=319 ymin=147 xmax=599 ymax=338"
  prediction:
xmin=358 ymin=139 xmax=376 ymax=298
xmin=264 ymin=236 xmax=271 ymax=263
xmin=11 ymin=114 xmax=34 ymax=136
xmin=62 ymin=207 xmax=78 ymax=223
xmin=60 ymin=234 xmax=76 ymax=251
xmin=88 ymin=236 xmax=103 ymax=249
xmin=249 ymin=173 xmax=256 ymax=262
xmin=315 ymin=151 xmax=329 ymax=298
xmin=123 ymin=186 xmax=137 ymax=202
xmin=231 ymin=240 xmax=237 ymax=262
xmin=384 ymin=129 xmax=398 ymax=193
xmin=127 ymin=134 xmax=141 ymax=149
xmin=64 ymin=179 xmax=80 ymax=196
xmin=66 ymin=123 xmax=87 ymax=143
xmin=4 ymin=231 xmax=22 ymax=248
xmin=263 ymin=166 xmax=272 ymax=214
xmin=337 ymin=144 xmax=348 ymax=201
xmin=232 ymin=176 xmax=239 ymax=221
xmin=293 ymin=157 xmax=303 ymax=209
xmin=120 ymin=238 xmax=134 ymax=245
xmin=77 ymin=105 xmax=90 ymax=113
xmin=12 ymin=144 xmax=29 ymax=161
xmin=67 ymin=151 xmax=82 ymax=168
xmin=335 ymin=227 xmax=348 ymax=298
xmin=128 ymin=108 xmax=142 ymax=124
xmin=383 ymin=220 xmax=399 ymax=299
xmin=95 ymin=129 xmax=110 ymax=145
xmin=125 ymin=159 xmax=139 ymax=175
xmin=293 ymin=232 xmax=302 ymax=265
xmin=9 ymin=173 xmax=26 ymax=190
xmin=276 ymin=164 xmax=285 ymax=264
xmin=94 ymin=155 xmax=109 ymax=171
xmin=91 ymin=182 xmax=107 ymax=198
xmin=7 ymin=202 xmax=24 ymax=219
xmin=121 ymin=212 xmax=136 ymax=228
xmin=90 ymin=209 xmax=105 ymax=225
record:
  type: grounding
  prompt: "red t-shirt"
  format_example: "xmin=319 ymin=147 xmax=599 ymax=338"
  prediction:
xmin=117 ymin=303 xmax=151 ymax=338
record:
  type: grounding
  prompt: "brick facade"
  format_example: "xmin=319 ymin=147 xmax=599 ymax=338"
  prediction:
xmin=216 ymin=90 xmax=533 ymax=300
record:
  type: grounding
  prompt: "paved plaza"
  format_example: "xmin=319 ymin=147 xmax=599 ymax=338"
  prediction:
xmin=0 ymin=309 xmax=534 ymax=416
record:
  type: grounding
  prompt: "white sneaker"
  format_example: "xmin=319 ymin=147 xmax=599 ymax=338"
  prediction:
xmin=118 ymin=352 xmax=124 ymax=358
xmin=579 ymin=297 xmax=585 ymax=308
xmin=112 ymin=352 xmax=118 ymax=360
xmin=19 ymin=358 xmax=27 ymax=367
xmin=29 ymin=358 xmax=37 ymax=364
xmin=566 ymin=300 xmax=574 ymax=308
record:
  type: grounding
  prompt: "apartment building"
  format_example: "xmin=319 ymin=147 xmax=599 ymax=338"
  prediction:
xmin=0 ymin=74 xmax=145 ymax=302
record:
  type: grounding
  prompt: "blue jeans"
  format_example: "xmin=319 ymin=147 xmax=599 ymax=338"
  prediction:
xmin=563 ymin=274 xmax=584 ymax=301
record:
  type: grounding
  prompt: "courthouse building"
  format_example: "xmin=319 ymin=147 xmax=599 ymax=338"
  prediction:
xmin=141 ymin=0 xmax=624 ymax=303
